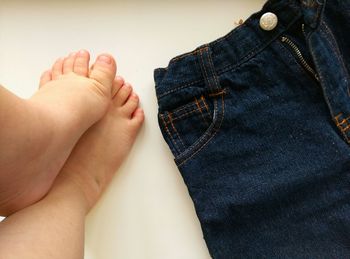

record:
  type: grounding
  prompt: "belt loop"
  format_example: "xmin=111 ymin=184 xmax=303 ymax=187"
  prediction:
xmin=300 ymin=0 xmax=326 ymax=29
xmin=197 ymin=45 xmax=221 ymax=93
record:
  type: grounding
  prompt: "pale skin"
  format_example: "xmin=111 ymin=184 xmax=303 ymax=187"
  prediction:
xmin=0 ymin=50 xmax=144 ymax=258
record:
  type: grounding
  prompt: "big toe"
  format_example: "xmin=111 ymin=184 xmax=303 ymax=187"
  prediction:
xmin=89 ymin=54 xmax=116 ymax=93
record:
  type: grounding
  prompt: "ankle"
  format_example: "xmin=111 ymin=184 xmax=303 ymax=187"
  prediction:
xmin=54 ymin=167 xmax=103 ymax=213
xmin=49 ymin=174 xmax=91 ymax=215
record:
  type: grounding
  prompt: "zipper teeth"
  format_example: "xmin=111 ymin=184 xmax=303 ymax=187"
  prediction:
xmin=281 ymin=36 xmax=319 ymax=81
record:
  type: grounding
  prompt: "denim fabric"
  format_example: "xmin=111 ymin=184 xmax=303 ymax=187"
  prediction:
xmin=154 ymin=0 xmax=350 ymax=258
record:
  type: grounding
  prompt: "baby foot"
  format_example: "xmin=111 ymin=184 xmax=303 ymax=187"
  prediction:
xmin=57 ymin=78 xmax=144 ymax=211
xmin=0 ymin=50 xmax=116 ymax=215
xmin=35 ymin=50 xmax=116 ymax=127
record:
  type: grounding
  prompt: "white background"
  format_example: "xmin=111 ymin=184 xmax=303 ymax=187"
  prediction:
xmin=0 ymin=1 xmax=265 ymax=258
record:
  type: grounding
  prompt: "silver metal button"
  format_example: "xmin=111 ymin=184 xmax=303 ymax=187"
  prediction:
xmin=259 ymin=12 xmax=278 ymax=31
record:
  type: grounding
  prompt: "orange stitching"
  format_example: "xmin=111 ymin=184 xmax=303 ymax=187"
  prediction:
xmin=194 ymin=97 xmax=202 ymax=113
xmin=334 ymin=113 xmax=343 ymax=123
xmin=339 ymin=119 xmax=347 ymax=125
xmin=178 ymin=92 xmax=225 ymax=167
xmin=159 ymin=79 xmax=202 ymax=98
xmin=172 ymin=91 xmax=224 ymax=121
xmin=334 ymin=113 xmax=350 ymax=137
xmin=160 ymin=114 xmax=180 ymax=152
xmin=173 ymin=109 xmax=199 ymax=121
xmin=171 ymin=102 xmax=198 ymax=114
xmin=170 ymin=95 xmax=209 ymax=115
xmin=201 ymin=96 xmax=210 ymax=113
xmin=209 ymin=89 xmax=226 ymax=97
xmin=301 ymin=0 xmax=317 ymax=7
xmin=171 ymin=49 xmax=199 ymax=62
xmin=169 ymin=93 xmax=211 ymax=115
xmin=339 ymin=124 xmax=349 ymax=131
xmin=338 ymin=116 xmax=350 ymax=126
xmin=195 ymin=97 xmax=210 ymax=126
xmin=172 ymin=105 xmax=206 ymax=122
xmin=341 ymin=124 xmax=350 ymax=132
xmin=334 ymin=114 xmax=350 ymax=130
xmin=168 ymin=113 xmax=186 ymax=149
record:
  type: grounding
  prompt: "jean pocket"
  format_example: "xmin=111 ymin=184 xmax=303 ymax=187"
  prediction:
xmin=158 ymin=89 xmax=226 ymax=165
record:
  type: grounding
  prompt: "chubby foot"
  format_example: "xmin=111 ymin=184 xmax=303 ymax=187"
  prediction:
xmin=35 ymin=50 xmax=116 ymax=127
xmin=0 ymin=50 xmax=117 ymax=215
xmin=57 ymin=78 xmax=144 ymax=210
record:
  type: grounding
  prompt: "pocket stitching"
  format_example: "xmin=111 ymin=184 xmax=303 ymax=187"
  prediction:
xmin=168 ymin=113 xmax=186 ymax=149
xmin=159 ymin=97 xmax=212 ymax=155
xmin=160 ymin=113 xmax=182 ymax=154
xmin=168 ymin=98 xmax=206 ymax=118
xmin=171 ymin=105 xmax=205 ymax=122
xmin=176 ymin=90 xmax=226 ymax=167
xmin=195 ymin=96 xmax=211 ymax=127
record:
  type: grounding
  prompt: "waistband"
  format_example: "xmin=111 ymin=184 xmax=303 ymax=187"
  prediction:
xmin=154 ymin=0 xmax=325 ymax=102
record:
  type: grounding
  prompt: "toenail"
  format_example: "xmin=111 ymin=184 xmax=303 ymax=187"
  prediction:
xmin=97 ymin=55 xmax=112 ymax=64
xmin=116 ymin=76 xmax=124 ymax=83
xmin=78 ymin=49 xmax=88 ymax=56
xmin=57 ymin=57 xmax=64 ymax=62
xmin=69 ymin=52 xmax=77 ymax=57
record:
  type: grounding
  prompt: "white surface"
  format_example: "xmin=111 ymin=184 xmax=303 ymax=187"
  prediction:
xmin=0 ymin=1 xmax=265 ymax=258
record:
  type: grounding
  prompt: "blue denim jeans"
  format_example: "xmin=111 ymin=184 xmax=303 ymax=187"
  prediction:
xmin=154 ymin=0 xmax=350 ymax=258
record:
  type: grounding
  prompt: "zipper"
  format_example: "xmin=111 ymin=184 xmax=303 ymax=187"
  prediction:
xmin=280 ymin=35 xmax=319 ymax=82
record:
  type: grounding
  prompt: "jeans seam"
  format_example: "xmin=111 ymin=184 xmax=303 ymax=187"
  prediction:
xmin=169 ymin=100 xmax=199 ymax=115
xmin=301 ymin=0 xmax=318 ymax=8
xmin=308 ymin=29 xmax=335 ymax=122
xmin=171 ymin=105 xmax=206 ymax=122
xmin=160 ymin=113 xmax=181 ymax=154
xmin=171 ymin=49 xmax=199 ymax=62
xmin=312 ymin=2 xmax=321 ymax=26
xmin=201 ymin=95 xmax=210 ymax=114
xmin=195 ymin=97 xmax=211 ymax=127
xmin=199 ymin=47 xmax=210 ymax=88
xmin=334 ymin=113 xmax=350 ymax=144
xmin=169 ymin=104 xmax=195 ymax=117
xmin=158 ymin=79 xmax=202 ymax=99
xmin=168 ymin=113 xmax=186 ymax=150
xmin=320 ymin=21 xmax=350 ymax=85
xmin=177 ymin=90 xmax=226 ymax=167
xmin=208 ymin=47 xmax=220 ymax=91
